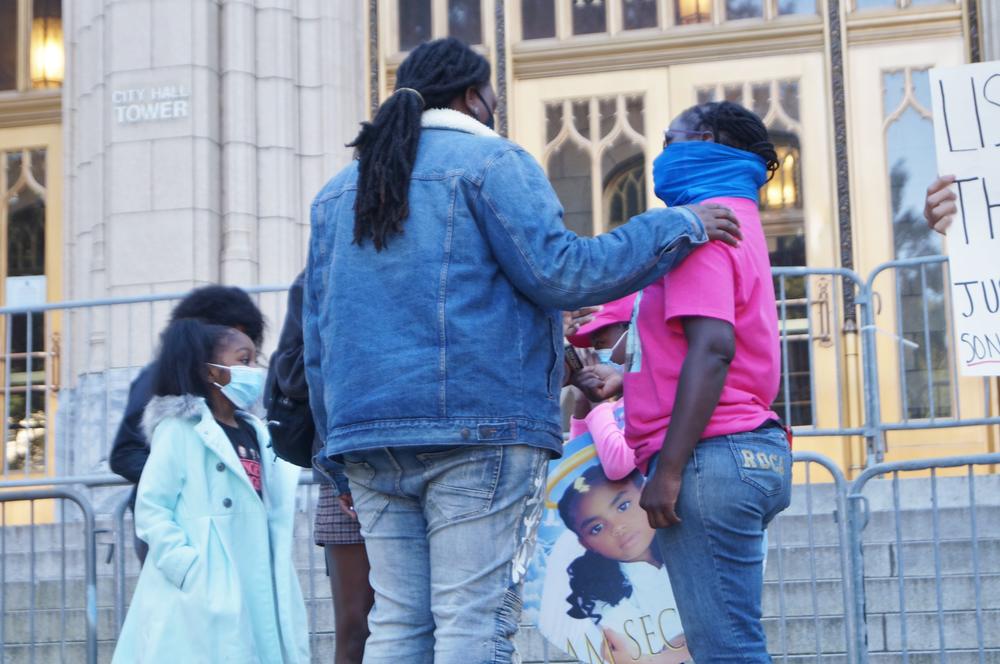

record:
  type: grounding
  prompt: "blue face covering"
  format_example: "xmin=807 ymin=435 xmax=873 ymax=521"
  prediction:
xmin=652 ymin=141 xmax=768 ymax=207
xmin=596 ymin=350 xmax=624 ymax=373
xmin=595 ymin=330 xmax=627 ymax=372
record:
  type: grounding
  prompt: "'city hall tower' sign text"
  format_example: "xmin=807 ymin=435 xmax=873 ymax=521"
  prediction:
xmin=113 ymin=85 xmax=190 ymax=125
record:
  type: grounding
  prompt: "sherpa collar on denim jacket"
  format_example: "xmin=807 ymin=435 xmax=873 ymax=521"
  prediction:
xmin=421 ymin=107 xmax=499 ymax=138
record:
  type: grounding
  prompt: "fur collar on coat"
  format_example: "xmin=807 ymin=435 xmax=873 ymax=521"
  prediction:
xmin=141 ymin=394 xmax=209 ymax=441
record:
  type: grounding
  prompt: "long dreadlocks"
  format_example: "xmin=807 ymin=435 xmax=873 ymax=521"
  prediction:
xmin=348 ymin=38 xmax=491 ymax=251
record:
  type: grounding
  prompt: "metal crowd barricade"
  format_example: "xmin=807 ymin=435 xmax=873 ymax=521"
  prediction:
xmin=764 ymin=452 xmax=857 ymax=664
xmin=846 ymin=452 xmax=1000 ymax=664
xmin=771 ymin=267 xmax=868 ymax=442
xmin=865 ymin=256 xmax=1000 ymax=460
xmin=1 ymin=259 xmax=998 ymax=662
xmin=0 ymin=454 xmax=858 ymax=664
xmin=0 ymin=486 xmax=99 ymax=664
xmin=3 ymin=454 xmax=999 ymax=663
xmin=0 ymin=286 xmax=290 ymax=482
xmin=111 ymin=490 xmax=131 ymax=633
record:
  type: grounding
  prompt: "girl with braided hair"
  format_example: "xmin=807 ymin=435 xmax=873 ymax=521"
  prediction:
xmin=303 ymin=37 xmax=744 ymax=664
xmin=623 ymin=100 xmax=792 ymax=662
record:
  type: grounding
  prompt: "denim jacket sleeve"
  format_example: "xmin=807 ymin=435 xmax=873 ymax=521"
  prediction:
xmin=475 ymin=147 xmax=708 ymax=310
xmin=303 ymin=200 xmax=329 ymax=451
xmin=312 ymin=457 xmax=351 ymax=496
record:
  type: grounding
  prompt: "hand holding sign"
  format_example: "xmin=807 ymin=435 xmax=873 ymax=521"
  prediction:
xmin=924 ymin=175 xmax=958 ymax=234
xmin=930 ymin=62 xmax=1000 ymax=375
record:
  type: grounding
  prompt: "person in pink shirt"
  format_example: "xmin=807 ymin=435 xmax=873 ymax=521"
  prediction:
xmin=566 ymin=294 xmax=637 ymax=481
xmin=625 ymin=101 xmax=793 ymax=662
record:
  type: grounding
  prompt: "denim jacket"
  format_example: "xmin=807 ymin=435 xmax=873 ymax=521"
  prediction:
xmin=304 ymin=108 xmax=707 ymax=462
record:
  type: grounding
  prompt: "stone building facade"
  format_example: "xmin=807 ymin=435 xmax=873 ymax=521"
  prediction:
xmin=0 ymin=0 xmax=997 ymax=478
xmin=64 ymin=0 xmax=366 ymax=300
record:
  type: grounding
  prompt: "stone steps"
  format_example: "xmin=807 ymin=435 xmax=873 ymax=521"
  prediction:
xmin=879 ymin=609 xmax=1000 ymax=651
xmin=2 ymin=611 xmax=1000 ymax=664
xmin=2 ymin=472 xmax=997 ymax=661
xmin=2 ymin=607 xmax=117 ymax=645
xmin=3 ymin=598 xmax=997 ymax=658
xmin=2 ymin=628 xmax=998 ymax=664
xmin=765 ymin=537 xmax=1000 ymax=581
xmin=5 ymin=532 xmax=998 ymax=588
xmin=762 ymin=573 xmax=1000 ymax=616
xmin=0 ymin=495 xmax=995 ymax=552
xmin=770 ymin=505 xmax=1000 ymax=548
xmin=8 ymin=572 xmax=985 ymax=621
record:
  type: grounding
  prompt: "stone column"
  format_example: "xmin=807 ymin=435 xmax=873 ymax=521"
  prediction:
xmin=67 ymin=0 xmax=225 ymax=300
xmin=297 ymin=0 xmax=367 ymax=264
xmin=103 ymin=0 xmax=224 ymax=295
xmin=981 ymin=0 xmax=1000 ymax=61
xmin=61 ymin=0 xmax=366 ymax=474
xmin=63 ymin=0 xmax=226 ymax=474
xmin=220 ymin=0 xmax=259 ymax=285
xmin=255 ymin=0 xmax=299 ymax=286
xmin=67 ymin=0 xmax=367 ymax=298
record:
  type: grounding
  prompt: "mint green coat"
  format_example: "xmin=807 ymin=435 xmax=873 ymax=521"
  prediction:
xmin=112 ymin=395 xmax=309 ymax=664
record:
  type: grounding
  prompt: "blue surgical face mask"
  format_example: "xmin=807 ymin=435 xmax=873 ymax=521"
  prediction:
xmin=208 ymin=363 xmax=266 ymax=410
xmin=595 ymin=330 xmax=627 ymax=370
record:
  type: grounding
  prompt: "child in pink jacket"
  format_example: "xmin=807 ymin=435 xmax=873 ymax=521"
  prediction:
xmin=566 ymin=294 xmax=636 ymax=481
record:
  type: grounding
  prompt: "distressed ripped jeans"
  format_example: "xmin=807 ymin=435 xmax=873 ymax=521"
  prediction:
xmin=343 ymin=445 xmax=548 ymax=664
xmin=651 ymin=422 xmax=792 ymax=663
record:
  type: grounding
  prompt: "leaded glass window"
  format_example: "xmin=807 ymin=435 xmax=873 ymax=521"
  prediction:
xmin=522 ymin=0 xmax=557 ymax=39
xmin=882 ymin=68 xmax=952 ymax=419
xmin=398 ymin=0 xmax=433 ymax=51
xmin=1 ymin=147 xmax=49 ymax=474
xmin=623 ymin=0 xmax=658 ymax=29
xmin=543 ymin=94 xmax=647 ymax=236
xmin=449 ymin=0 xmax=483 ymax=44
xmin=572 ymin=0 xmax=608 ymax=35
xmin=697 ymin=80 xmax=813 ymax=426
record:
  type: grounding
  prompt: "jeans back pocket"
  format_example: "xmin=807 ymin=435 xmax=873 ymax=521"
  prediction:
xmin=728 ymin=437 xmax=789 ymax=498
xmin=418 ymin=446 xmax=503 ymax=521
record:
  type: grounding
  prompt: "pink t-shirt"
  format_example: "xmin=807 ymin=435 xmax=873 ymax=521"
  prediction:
xmin=624 ymin=196 xmax=780 ymax=470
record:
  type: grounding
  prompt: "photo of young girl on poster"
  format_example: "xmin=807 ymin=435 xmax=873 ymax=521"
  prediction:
xmin=522 ymin=432 xmax=691 ymax=664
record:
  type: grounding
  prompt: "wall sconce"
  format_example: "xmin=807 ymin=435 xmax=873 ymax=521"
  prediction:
xmin=31 ymin=11 xmax=64 ymax=88
xmin=763 ymin=146 xmax=800 ymax=210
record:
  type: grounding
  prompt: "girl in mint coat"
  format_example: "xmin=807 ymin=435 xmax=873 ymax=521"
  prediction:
xmin=112 ymin=319 xmax=309 ymax=664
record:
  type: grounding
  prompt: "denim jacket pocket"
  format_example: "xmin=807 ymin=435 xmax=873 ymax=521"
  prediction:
xmin=729 ymin=438 xmax=788 ymax=497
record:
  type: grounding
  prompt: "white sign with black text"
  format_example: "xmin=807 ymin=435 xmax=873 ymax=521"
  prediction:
xmin=930 ymin=61 xmax=1000 ymax=376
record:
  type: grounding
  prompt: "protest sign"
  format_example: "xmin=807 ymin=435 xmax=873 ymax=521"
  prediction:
xmin=930 ymin=62 xmax=1000 ymax=376
xmin=521 ymin=416 xmax=690 ymax=664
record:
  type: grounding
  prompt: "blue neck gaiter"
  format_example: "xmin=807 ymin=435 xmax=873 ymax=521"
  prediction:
xmin=652 ymin=141 xmax=768 ymax=207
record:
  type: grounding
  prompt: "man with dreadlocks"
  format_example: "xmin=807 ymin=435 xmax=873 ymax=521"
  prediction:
xmin=302 ymin=37 xmax=742 ymax=664
xmin=620 ymin=100 xmax=792 ymax=662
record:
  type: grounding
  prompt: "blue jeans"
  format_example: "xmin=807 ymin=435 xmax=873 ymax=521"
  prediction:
xmin=342 ymin=445 xmax=549 ymax=664
xmin=651 ymin=423 xmax=792 ymax=663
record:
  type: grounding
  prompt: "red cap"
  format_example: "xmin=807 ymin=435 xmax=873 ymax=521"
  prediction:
xmin=566 ymin=294 xmax=637 ymax=348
